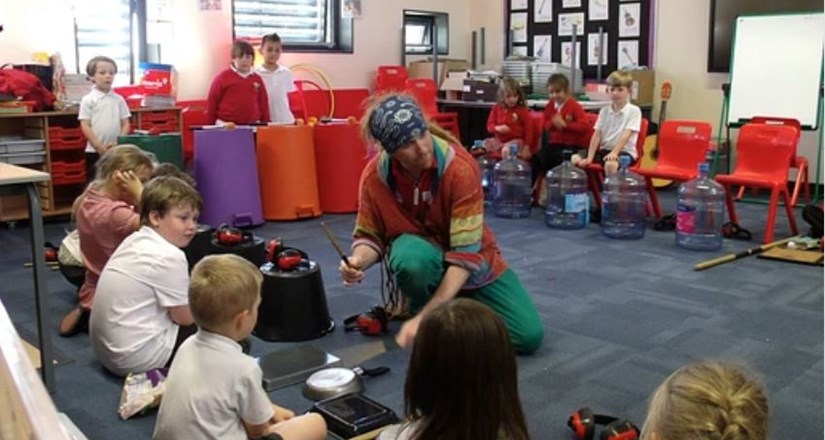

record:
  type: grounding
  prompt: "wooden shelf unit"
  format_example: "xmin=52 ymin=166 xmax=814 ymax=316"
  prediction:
xmin=0 ymin=107 xmax=182 ymax=222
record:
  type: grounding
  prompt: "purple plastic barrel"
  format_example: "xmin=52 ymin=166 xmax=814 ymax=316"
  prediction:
xmin=194 ymin=128 xmax=264 ymax=228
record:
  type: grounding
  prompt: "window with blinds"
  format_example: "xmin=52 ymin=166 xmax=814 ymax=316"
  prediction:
xmin=73 ymin=0 xmax=134 ymax=85
xmin=233 ymin=0 xmax=333 ymax=47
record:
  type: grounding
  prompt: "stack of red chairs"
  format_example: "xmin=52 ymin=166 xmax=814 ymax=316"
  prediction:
xmin=177 ymin=100 xmax=209 ymax=164
xmin=404 ymin=78 xmax=461 ymax=142
xmin=375 ymin=66 xmax=409 ymax=93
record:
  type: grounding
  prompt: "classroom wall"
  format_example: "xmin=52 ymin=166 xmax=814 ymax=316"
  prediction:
xmin=469 ymin=0 xmax=507 ymax=72
xmin=654 ymin=0 xmax=822 ymax=181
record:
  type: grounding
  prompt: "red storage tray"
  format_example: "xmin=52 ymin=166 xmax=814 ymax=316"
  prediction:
xmin=140 ymin=110 xmax=178 ymax=123
xmin=140 ymin=120 xmax=179 ymax=133
xmin=48 ymin=126 xmax=86 ymax=151
xmin=51 ymin=160 xmax=86 ymax=186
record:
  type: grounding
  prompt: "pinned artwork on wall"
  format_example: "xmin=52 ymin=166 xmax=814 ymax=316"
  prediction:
xmin=511 ymin=0 xmax=528 ymax=10
xmin=511 ymin=12 xmax=528 ymax=43
xmin=619 ymin=3 xmax=640 ymax=37
xmin=198 ymin=0 xmax=221 ymax=11
xmin=533 ymin=35 xmax=552 ymax=61
xmin=588 ymin=33 xmax=609 ymax=65
xmin=534 ymin=0 xmax=553 ymax=23
xmin=560 ymin=41 xmax=582 ymax=69
xmin=342 ymin=0 xmax=361 ymax=19
xmin=558 ymin=12 xmax=585 ymax=36
xmin=588 ymin=0 xmax=609 ymax=21
xmin=562 ymin=0 xmax=581 ymax=7
xmin=617 ymin=40 xmax=639 ymax=68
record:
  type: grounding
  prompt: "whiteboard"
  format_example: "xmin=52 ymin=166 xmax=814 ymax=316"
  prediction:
xmin=728 ymin=13 xmax=824 ymax=128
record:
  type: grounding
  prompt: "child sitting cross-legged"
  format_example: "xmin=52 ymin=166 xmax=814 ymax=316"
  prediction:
xmin=153 ymin=254 xmax=327 ymax=440
xmin=90 ymin=175 xmax=201 ymax=376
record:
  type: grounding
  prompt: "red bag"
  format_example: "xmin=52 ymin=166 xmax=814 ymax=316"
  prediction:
xmin=0 ymin=65 xmax=56 ymax=111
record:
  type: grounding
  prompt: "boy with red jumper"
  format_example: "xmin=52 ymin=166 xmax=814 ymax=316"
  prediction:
xmin=206 ymin=41 xmax=270 ymax=125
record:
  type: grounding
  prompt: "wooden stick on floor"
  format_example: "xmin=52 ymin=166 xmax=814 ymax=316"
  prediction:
xmin=694 ymin=236 xmax=800 ymax=271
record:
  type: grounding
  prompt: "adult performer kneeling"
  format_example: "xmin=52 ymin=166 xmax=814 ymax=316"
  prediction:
xmin=339 ymin=93 xmax=544 ymax=355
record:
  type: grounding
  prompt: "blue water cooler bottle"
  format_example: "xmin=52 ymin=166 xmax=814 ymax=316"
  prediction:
xmin=473 ymin=140 xmax=495 ymax=207
xmin=676 ymin=162 xmax=725 ymax=251
xmin=493 ymin=144 xmax=532 ymax=219
xmin=601 ymin=156 xmax=646 ymax=239
xmin=545 ymin=151 xmax=589 ymax=229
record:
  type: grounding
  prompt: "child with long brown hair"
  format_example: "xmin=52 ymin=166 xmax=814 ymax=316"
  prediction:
xmin=59 ymin=145 xmax=153 ymax=336
xmin=378 ymin=299 xmax=531 ymax=440
xmin=484 ymin=77 xmax=533 ymax=160
xmin=641 ymin=360 xmax=769 ymax=440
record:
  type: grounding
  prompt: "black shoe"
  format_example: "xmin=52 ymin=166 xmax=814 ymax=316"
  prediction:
xmin=238 ymin=337 xmax=252 ymax=355
xmin=589 ymin=207 xmax=601 ymax=224
xmin=654 ymin=213 xmax=677 ymax=231
xmin=802 ymin=204 xmax=823 ymax=237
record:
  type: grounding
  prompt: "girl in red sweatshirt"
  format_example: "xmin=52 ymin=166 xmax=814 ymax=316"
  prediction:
xmin=483 ymin=77 xmax=532 ymax=160
xmin=530 ymin=74 xmax=592 ymax=183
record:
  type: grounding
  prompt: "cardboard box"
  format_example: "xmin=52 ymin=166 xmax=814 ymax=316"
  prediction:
xmin=440 ymin=70 xmax=469 ymax=100
xmin=627 ymin=69 xmax=654 ymax=106
xmin=462 ymin=80 xmax=498 ymax=102
xmin=407 ymin=58 xmax=471 ymax=88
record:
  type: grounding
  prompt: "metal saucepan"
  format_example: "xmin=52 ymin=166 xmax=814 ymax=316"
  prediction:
xmin=303 ymin=366 xmax=389 ymax=401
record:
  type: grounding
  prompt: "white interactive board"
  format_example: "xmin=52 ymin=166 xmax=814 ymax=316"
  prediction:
xmin=727 ymin=13 xmax=824 ymax=128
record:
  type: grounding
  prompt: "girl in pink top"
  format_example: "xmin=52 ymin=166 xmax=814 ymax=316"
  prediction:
xmin=60 ymin=145 xmax=153 ymax=336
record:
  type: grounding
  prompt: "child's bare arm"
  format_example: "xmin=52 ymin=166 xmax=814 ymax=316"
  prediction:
xmin=120 ymin=118 xmax=130 ymax=136
xmin=167 ymin=305 xmax=194 ymax=326
xmin=607 ymin=129 xmax=634 ymax=160
xmin=80 ymin=120 xmax=107 ymax=154
xmin=243 ymin=419 xmax=275 ymax=439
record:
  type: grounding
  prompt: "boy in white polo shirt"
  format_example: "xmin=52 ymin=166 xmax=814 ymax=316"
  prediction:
xmin=573 ymin=70 xmax=642 ymax=176
xmin=90 ymin=175 xmax=201 ymax=376
xmin=153 ymin=254 xmax=327 ymax=440
xmin=257 ymin=33 xmax=296 ymax=124
xmin=79 ymin=56 xmax=132 ymax=182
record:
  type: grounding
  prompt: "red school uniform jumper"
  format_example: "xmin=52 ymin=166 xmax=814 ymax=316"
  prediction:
xmin=542 ymin=97 xmax=592 ymax=148
xmin=206 ymin=66 xmax=271 ymax=125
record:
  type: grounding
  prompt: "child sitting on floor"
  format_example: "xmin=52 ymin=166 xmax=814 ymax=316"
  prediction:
xmin=153 ymin=254 xmax=327 ymax=440
xmin=90 ymin=176 xmax=201 ymax=376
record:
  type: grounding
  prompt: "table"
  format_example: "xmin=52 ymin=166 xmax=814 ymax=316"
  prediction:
xmin=0 ymin=163 xmax=54 ymax=392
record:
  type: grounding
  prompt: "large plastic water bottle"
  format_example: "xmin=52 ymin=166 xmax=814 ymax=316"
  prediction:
xmin=601 ymin=156 xmax=646 ymax=239
xmin=545 ymin=151 xmax=589 ymax=229
xmin=493 ymin=144 xmax=532 ymax=218
xmin=676 ymin=162 xmax=725 ymax=251
xmin=474 ymin=140 xmax=495 ymax=207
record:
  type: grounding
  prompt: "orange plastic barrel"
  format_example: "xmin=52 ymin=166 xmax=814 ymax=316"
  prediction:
xmin=313 ymin=122 xmax=368 ymax=213
xmin=257 ymin=125 xmax=322 ymax=220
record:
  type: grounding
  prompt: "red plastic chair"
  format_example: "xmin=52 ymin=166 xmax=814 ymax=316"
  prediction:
xmin=375 ymin=65 xmax=409 ymax=93
xmin=637 ymin=120 xmax=713 ymax=218
xmin=177 ymin=99 xmax=209 ymax=164
xmin=405 ymin=78 xmax=460 ymax=141
xmin=715 ymin=123 xmax=799 ymax=243
xmin=585 ymin=118 xmax=649 ymax=211
xmin=735 ymin=116 xmax=809 ymax=207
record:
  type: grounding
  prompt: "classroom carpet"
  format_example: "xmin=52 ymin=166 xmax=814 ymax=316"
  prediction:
xmin=0 ymin=189 xmax=821 ymax=440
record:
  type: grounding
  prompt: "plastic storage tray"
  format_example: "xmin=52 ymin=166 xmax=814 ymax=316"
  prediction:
xmin=0 ymin=152 xmax=46 ymax=165
xmin=0 ymin=137 xmax=46 ymax=154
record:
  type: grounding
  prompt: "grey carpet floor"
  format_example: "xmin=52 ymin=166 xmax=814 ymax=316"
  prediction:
xmin=0 ymin=189 xmax=821 ymax=439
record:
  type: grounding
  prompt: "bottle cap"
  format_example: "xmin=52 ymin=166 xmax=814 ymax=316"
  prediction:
xmin=509 ymin=144 xmax=519 ymax=155
xmin=562 ymin=150 xmax=573 ymax=161
xmin=698 ymin=162 xmax=710 ymax=173
xmin=619 ymin=155 xmax=631 ymax=168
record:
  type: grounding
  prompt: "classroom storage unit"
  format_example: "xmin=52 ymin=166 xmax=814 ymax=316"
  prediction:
xmin=0 ymin=107 xmax=182 ymax=222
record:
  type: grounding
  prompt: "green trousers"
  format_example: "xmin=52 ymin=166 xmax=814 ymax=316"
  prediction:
xmin=388 ymin=234 xmax=544 ymax=354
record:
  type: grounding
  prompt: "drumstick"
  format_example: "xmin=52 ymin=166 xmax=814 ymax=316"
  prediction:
xmin=693 ymin=236 xmax=798 ymax=271
xmin=320 ymin=222 xmax=353 ymax=268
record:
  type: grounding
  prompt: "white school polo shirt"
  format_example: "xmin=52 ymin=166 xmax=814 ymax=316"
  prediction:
xmin=89 ymin=226 xmax=189 ymax=376
xmin=78 ymin=87 xmax=132 ymax=153
xmin=594 ymin=102 xmax=642 ymax=158
xmin=256 ymin=65 xmax=296 ymax=124
xmin=153 ymin=330 xmax=274 ymax=440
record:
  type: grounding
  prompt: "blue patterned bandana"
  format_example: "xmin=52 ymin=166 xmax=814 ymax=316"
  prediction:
xmin=368 ymin=95 xmax=428 ymax=154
